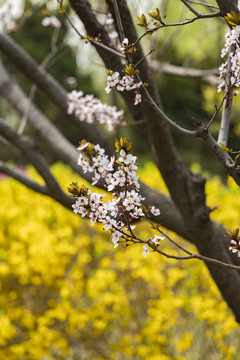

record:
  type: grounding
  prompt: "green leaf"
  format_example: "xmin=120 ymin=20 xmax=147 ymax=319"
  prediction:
xmin=137 ymin=13 xmax=148 ymax=28
xmin=148 ymin=8 xmax=162 ymax=22
xmin=124 ymin=64 xmax=138 ymax=76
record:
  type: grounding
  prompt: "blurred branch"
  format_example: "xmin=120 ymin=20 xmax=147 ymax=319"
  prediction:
xmin=150 ymin=60 xmax=220 ymax=86
xmin=185 ymin=1 xmax=219 ymax=10
xmin=0 ymin=161 xmax=48 ymax=195
xmin=180 ymin=0 xmax=221 ymax=16
xmin=0 ymin=59 xmax=84 ymax=177
xmin=0 ymin=33 xmax=113 ymax=154
xmin=0 ymin=118 xmax=74 ymax=208
xmin=18 ymin=27 xmax=63 ymax=135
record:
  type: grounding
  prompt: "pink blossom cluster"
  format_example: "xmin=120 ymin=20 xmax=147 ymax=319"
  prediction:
xmin=67 ymin=90 xmax=125 ymax=131
xmin=218 ymin=26 xmax=240 ymax=94
xmin=71 ymin=140 xmax=163 ymax=254
xmin=105 ymin=71 xmax=142 ymax=105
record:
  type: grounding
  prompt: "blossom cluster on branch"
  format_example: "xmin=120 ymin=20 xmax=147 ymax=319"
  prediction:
xmin=68 ymin=138 xmax=163 ymax=254
xmin=105 ymin=64 xmax=142 ymax=105
xmin=218 ymin=24 xmax=240 ymax=94
xmin=67 ymin=90 xmax=126 ymax=130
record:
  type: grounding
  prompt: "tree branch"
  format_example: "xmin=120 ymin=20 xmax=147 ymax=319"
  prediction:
xmin=18 ymin=27 xmax=62 ymax=135
xmin=0 ymin=118 xmax=74 ymax=208
xmin=0 ymin=59 xmax=86 ymax=176
xmin=217 ymin=46 xmax=234 ymax=146
xmin=0 ymin=161 xmax=48 ymax=195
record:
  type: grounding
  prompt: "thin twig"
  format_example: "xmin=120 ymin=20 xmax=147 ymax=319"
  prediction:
xmin=134 ymin=10 xmax=221 ymax=48
xmin=57 ymin=0 xmax=125 ymax=59
xmin=146 ymin=218 xmax=192 ymax=255
xmin=112 ymin=0 xmax=125 ymax=43
xmin=205 ymin=92 xmax=228 ymax=130
xmin=136 ymin=72 xmax=197 ymax=137
xmin=148 ymin=244 xmax=240 ymax=271
xmin=181 ymin=0 xmax=199 ymax=16
xmin=158 ymin=11 xmax=221 ymax=25
xmin=135 ymin=49 xmax=155 ymax=68
xmin=185 ymin=0 xmax=219 ymax=9
xmin=112 ymin=215 xmax=240 ymax=271
xmin=144 ymin=217 xmax=240 ymax=271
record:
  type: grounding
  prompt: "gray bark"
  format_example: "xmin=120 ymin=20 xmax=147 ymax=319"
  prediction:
xmin=215 ymin=0 xmax=239 ymax=15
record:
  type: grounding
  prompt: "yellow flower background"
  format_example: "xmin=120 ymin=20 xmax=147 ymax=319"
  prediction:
xmin=0 ymin=163 xmax=239 ymax=360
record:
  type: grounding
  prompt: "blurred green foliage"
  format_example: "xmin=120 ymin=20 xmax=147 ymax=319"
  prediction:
xmin=0 ymin=163 xmax=240 ymax=360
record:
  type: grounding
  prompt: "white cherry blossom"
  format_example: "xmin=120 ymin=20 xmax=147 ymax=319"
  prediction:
xmin=42 ymin=16 xmax=61 ymax=29
xmin=150 ymin=235 xmax=165 ymax=245
xmin=120 ymin=38 xmax=129 ymax=53
xmin=67 ymin=90 xmax=125 ymax=130
xmin=150 ymin=206 xmax=161 ymax=216
xmin=142 ymin=244 xmax=150 ymax=257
